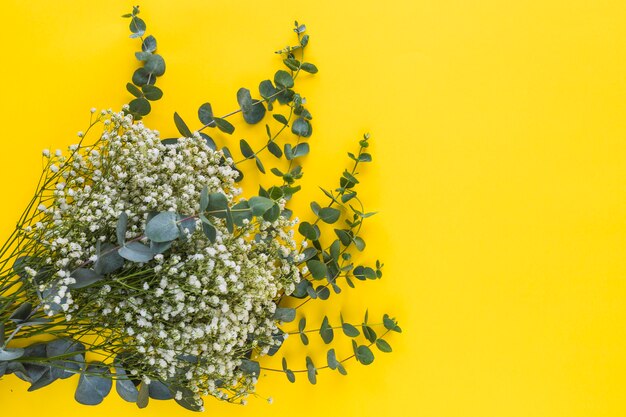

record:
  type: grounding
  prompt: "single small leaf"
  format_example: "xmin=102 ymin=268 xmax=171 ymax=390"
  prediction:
xmin=9 ymin=302 xmax=32 ymax=323
xmin=198 ymin=102 xmax=214 ymax=125
xmin=327 ymin=349 xmax=339 ymax=370
xmin=318 ymin=207 xmax=340 ymax=224
xmin=273 ymin=307 xmax=296 ymax=322
xmin=142 ymin=85 xmax=163 ymax=101
xmin=274 ymin=70 xmax=294 ymax=89
xmin=118 ymin=242 xmax=154 ymax=263
xmin=144 ymin=54 xmax=166 ymax=76
xmin=137 ymin=382 xmax=149 ymax=409
xmin=126 ymin=83 xmax=143 ymax=98
xmin=149 ymin=381 xmax=173 ymax=400
xmin=0 ymin=348 xmax=25 ymax=361
xmin=342 ymin=322 xmax=360 ymax=337
xmin=259 ymin=79 xmax=278 ymax=100
xmin=273 ymin=114 xmax=289 ymax=125
xmin=240 ymin=139 xmax=254 ymax=159
xmin=354 ymin=345 xmax=375 ymax=365
xmin=300 ymin=62 xmax=318 ymax=73
xmin=145 ymin=211 xmax=179 ymax=242
xmin=94 ymin=243 xmax=125 ymax=275
xmin=75 ymin=363 xmax=113 ymax=406
xmin=131 ymin=68 xmax=155 ymax=86
xmin=129 ymin=17 xmax=146 ymax=35
xmin=291 ymin=117 xmax=312 ymax=137
xmin=291 ymin=142 xmax=310 ymax=158
xmin=200 ymin=186 xmax=209 ymax=211
xmin=141 ymin=35 xmax=157 ymax=52
xmin=306 ymin=356 xmax=317 ymax=384
xmin=239 ymin=359 xmax=260 ymax=376
xmin=319 ymin=316 xmax=334 ymax=344
xmin=306 ymin=259 xmax=327 ymax=280
xmin=174 ymin=112 xmax=193 ymax=137
xmin=69 ymin=268 xmax=104 ymax=289
xmin=214 ymin=117 xmax=235 ymax=134
xmin=376 ymin=339 xmax=393 ymax=353
xmin=129 ymin=98 xmax=151 ymax=116
xmin=248 ymin=196 xmax=275 ymax=216
xmin=116 ymin=212 xmax=128 ymax=245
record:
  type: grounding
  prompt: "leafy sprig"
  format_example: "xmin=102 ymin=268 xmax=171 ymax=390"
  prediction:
xmin=122 ymin=6 xmax=165 ymax=119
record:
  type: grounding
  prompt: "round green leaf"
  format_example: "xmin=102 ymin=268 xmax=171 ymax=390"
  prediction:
xmin=198 ymin=102 xmax=214 ymax=125
xmin=145 ymin=211 xmax=179 ymax=242
xmin=274 ymin=70 xmax=294 ymax=89
xmin=75 ymin=362 xmax=113 ymax=406
xmin=292 ymin=117 xmax=312 ymax=137
xmin=355 ymin=345 xmax=375 ymax=365
xmin=132 ymin=68 xmax=155 ymax=86
xmin=129 ymin=98 xmax=151 ymax=116
xmin=144 ymin=54 xmax=165 ymax=76
xmin=142 ymin=85 xmax=163 ymax=101
xmin=142 ymin=35 xmax=157 ymax=52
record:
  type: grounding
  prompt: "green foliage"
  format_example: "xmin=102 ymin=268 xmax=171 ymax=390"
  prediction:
xmin=75 ymin=362 xmax=112 ymax=405
xmin=123 ymin=7 xmax=164 ymax=119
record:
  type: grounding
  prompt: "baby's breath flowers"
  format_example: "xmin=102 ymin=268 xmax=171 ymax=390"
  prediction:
xmin=0 ymin=5 xmax=400 ymax=412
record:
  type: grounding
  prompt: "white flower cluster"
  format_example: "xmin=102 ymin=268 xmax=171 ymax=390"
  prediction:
xmin=26 ymin=110 xmax=301 ymax=402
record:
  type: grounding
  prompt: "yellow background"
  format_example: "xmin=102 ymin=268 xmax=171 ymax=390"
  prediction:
xmin=1 ymin=0 xmax=626 ymax=416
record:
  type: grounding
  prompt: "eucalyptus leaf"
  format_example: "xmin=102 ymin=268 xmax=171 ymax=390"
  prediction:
xmin=376 ymin=339 xmax=393 ymax=353
xmin=94 ymin=243 xmax=125 ymax=275
xmin=291 ymin=117 xmax=312 ymax=137
xmin=214 ymin=117 xmax=235 ymax=134
xmin=116 ymin=212 xmax=128 ymax=245
xmin=131 ymin=68 xmax=155 ymax=86
xmin=0 ymin=348 xmax=25 ymax=361
xmin=300 ymin=62 xmax=318 ymax=73
xmin=9 ymin=302 xmax=32 ymax=323
xmin=141 ymin=35 xmax=157 ymax=52
xmin=137 ymin=382 xmax=149 ymax=408
xmin=306 ymin=259 xmax=327 ymax=280
xmin=174 ymin=112 xmax=193 ymax=137
xmin=319 ymin=316 xmax=334 ymax=344
xmin=355 ymin=345 xmax=375 ymax=365
xmin=129 ymin=17 xmax=146 ymax=35
xmin=118 ymin=242 xmax=154 ymax=263
xmin=306 ymin=356 xmax=317 ymax=384
xmin=327 ymin=349 xmax=339 ymax=370
xmin=318 ymin=207 xmax=340 ymax=224
xmin=239 ymin=359 xmax=260 ymax=376
xmin=126 ymin=83 xmax=143 ymax=98
xmin=239 ymin=139 xmax=254 ymax=159
xmin=142 ymin=85 xmax=163 ymax=101
xmin=149 ymin=381 xmax=173 ymax=400
xmin=291 ymin=142 xmax=310 ymax=158
xmin=144 ymin=54 xmax=166 ymax=76
xmin=237 ymin=88 xmax=266 ymax=124
xmin=69 ymin=268 xmax=104 ymax=289
xmin=248 ymin=196 xmax=274 ymax=216
xmin=198 ymin=102 xmax=214 ymax=125
xmin=273 ymin=307 xmax=296 ymax=322
xmin=145 ymin=211 xmax=179 ymax=242
xmin=274 ymin=70 xmax=294 ymax=89
xmin=75 ymin=362 xmax=113 ymax=405
xmin=273 ymin=114 xmax=289 ymax=125
xmin=259 ymin=80 xmax=278 ymax=100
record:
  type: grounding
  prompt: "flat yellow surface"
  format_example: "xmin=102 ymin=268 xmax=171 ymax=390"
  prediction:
xmin=1 ymin=0 xmax=626 ymax=416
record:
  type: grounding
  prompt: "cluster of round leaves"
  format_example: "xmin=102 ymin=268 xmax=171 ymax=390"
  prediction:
xmin=239 ymin=311 xmax=401 ymax=385
xmin=165 ymin=20 xmax=317 ymax=187
xmin=122 ymin=6 xmax=165 ymax=119
xmin=0 ymin=335 xmax=200 ymax=410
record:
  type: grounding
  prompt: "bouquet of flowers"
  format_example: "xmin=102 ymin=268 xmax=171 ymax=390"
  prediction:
xmin=0 ymin=6 xmax=400 ymax=411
